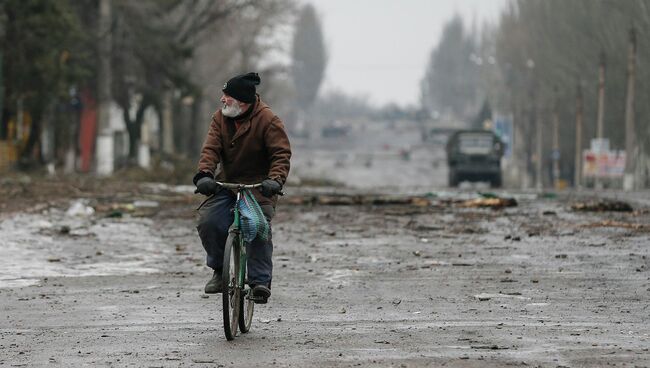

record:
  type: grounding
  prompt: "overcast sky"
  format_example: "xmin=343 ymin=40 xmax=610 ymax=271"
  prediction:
xmin=304 ymin=0 xmax=508 ymax=108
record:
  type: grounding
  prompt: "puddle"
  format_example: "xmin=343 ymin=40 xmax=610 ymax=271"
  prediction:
xmin=0 ymin=211 xmax=170 ymax=288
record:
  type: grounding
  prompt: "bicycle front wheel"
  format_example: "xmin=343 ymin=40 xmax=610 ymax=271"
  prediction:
xmin=239 ymin=284 xmax=254 ymax=333
xmin=222 ymin=232 xmax=241 ymax=341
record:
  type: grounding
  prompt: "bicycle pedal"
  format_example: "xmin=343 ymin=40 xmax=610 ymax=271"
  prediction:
xmin=249 ymin=295 xmax=268 ymax=304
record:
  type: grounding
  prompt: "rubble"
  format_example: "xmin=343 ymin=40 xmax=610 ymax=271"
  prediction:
xmin=571 ymin=199 xmax=634 ymax=212
xmin=284 ymin=194 xmax=432 ymax=206
xmin=458 ymin=197 xmax=518 ymax=209
xmin=65 ymin=200 xmax=95 ymax=217
xmin=581 ymin=220 xmax=647 ymax=231
xmin=284 ymin=192 xmax=522 ymax=209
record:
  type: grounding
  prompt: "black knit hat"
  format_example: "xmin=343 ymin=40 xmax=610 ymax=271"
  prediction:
xmin=222 ymin=72 xmax=261 ymax=103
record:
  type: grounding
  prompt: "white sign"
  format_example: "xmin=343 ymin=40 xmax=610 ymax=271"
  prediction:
xmin=590 ymin=138 xmax=610 ymax=153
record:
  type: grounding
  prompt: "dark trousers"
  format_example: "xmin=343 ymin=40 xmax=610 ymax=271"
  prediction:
xmin=196 ymin=189 xmax=274 ymax=286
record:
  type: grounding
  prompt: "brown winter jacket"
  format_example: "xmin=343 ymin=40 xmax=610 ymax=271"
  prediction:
xmin=195 ymin=95 xmax=291 ymax=206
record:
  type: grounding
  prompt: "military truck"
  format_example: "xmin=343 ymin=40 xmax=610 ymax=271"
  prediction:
xmin=446 ymin=130 xmax=504 ymax=188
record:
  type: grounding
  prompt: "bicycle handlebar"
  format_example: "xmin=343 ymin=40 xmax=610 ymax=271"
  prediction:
xmin=216 ymin=181 xmax=283 ymax=196
xmin=196 ymin=181 xmax=284 ymax=210
xmin=215 ymin=181 xmax=262 ymax=190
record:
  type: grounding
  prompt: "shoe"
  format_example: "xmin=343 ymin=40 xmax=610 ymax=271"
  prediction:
xmin=252 ymin=284 xmax=271 ymax=303
xmin=204 ymin=271 xmax=223 ymax=294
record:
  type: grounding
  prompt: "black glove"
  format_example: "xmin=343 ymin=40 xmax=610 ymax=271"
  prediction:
xmin=195 ymin=177 xmax=217 ymax=196
xmin=260 ymin=179 xmax=282 ymax=197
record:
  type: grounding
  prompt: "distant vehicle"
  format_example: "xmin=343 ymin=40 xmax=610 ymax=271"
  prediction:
xmin=321 ymin=125 xmax=349 ymax=138
xmin=446 ymin=130 xmax=504 ymax=188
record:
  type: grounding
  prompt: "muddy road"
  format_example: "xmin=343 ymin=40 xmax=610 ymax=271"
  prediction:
xmin=1 ymin=179 xmax=649 ymax=367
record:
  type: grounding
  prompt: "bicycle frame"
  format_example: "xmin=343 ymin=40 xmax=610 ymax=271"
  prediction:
xmin=230 ymin=190 xmax=247 ymax=291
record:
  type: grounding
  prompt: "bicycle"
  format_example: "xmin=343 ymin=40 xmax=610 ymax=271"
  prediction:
xmin=197 ymin=181 xmax=268 ymax=341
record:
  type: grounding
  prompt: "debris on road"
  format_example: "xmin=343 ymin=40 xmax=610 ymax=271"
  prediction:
xmin=471 ymin=344 xmax=509 ymax=350
xmin=581 ymin=220 xmax=647 ymax=231
xmin=571 ymin=200 xmax=633 ymax=212
xmin=284 ymin=194 xmax=432 ymax=206
xmin=106 ymin=210 xmax=123 ymax=218
xmin=474 ymin=293 xmax=530 ymax=301
xmin=65 ymin=200 xmax=95 ymax=217
xmin=192 ymin=358 xmax=216 ymax=364
xmin=459 ymin=197 xmax=517 ymax=209
xmin=133 ymin=200 xmax=160 ymax=208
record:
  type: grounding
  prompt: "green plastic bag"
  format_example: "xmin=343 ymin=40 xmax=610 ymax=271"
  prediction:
xmin=237 ymin=189 xmax=270 ymax=244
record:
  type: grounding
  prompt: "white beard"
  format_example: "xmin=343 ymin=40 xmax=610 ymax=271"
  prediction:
xmin=222 ymin=102 xmax=242 ymax=117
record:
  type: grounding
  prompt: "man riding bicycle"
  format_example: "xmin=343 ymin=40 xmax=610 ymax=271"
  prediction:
xmin=193 ymin=72 xmax=291 ymax=303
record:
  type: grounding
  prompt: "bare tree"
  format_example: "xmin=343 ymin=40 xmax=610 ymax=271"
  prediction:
xmin=291 ymin=3 xmax=327 ymax=109
xmin=421 ymin=16 xmax=480 ymax=123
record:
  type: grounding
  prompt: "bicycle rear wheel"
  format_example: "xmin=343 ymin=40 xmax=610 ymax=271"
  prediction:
xmin=239 ymin=285 xmax=254 ymax=333
xmin=222 ymin=232 xmax=241 ymax=341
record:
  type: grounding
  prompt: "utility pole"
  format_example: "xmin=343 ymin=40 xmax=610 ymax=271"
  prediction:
xmin=512 ymin=98 xmax=528 ymax=189
xmin=535 ymin=102 xmax=543 ymax=191
xmin=596 ymin=51 xmax=606 ymax=141
xmin=594 ymin=51 xmax=606 ymax=189
xmin=624 ymin=27 xmax=637 ymax=190
xmin=574 ymin=81 xmax=584 ymax=189
xmin=523 ymin=59 xmax=537 ymax=189
xmin=96 ymin=0 xmax=114 ymax=175
xmin=552 ymin=87 xmax=560 ymax=189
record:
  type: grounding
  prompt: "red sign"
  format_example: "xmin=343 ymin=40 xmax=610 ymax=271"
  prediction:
xmin=583 ymin=150 xmax=626 ymax=178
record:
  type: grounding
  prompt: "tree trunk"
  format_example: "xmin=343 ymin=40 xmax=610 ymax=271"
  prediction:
xmin=188 ymin=94 xmax=202 ymax=160
xmin=512 ymin=95 xmax=529 ymax=188
xmin=596 ymin=51 xmax=606 ymax=140
xmin=535 ymin=101 xmax=543 ymax=191
xmin=96 ymin=0 xmax=113 ymax=175
xmin=20 ymin=104 xmax=42 ymax=164
xmin=161 ymin=89 xmax=174 ymax=157
xmin=574 ymin=81 xmax=584 ymax=189
xmin=124 ymin=109 xmax=138 ymax=161
xmin=552 ymin=87 xmax=560 ymax=189
xmin=594 ymin=51 xmax=606 ymax=189
xmin=624 ymin=28 xmax=637 ymax=190
xmin=124 ymin=98 xmax=150 ymax=161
